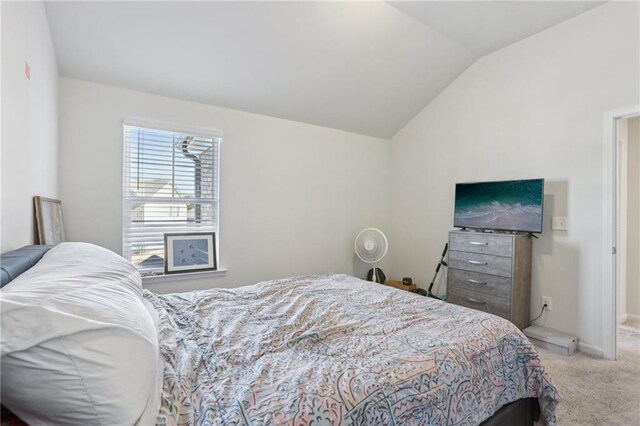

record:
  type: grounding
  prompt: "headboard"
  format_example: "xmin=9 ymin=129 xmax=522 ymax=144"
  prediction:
xmin=0 ymin=245 xmax=52 ymax=288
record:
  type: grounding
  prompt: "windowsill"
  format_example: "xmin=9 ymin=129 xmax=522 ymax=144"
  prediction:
xmin=141 ymin=268 xmax=227 ymax=284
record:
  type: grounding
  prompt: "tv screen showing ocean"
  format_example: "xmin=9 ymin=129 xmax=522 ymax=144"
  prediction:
xmin=454 ymin=179 xmax=544 ymax=233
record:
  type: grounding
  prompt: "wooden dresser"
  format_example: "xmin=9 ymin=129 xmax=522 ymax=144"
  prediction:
xmin=446 ymin=230 xmax=532 ymax=329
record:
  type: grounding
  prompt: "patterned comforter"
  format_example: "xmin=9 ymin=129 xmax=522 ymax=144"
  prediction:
xmin=144 ymin=274 xmax=560 ymax=425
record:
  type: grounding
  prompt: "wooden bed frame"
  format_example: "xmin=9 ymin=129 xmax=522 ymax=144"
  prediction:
xmin=0 ymin=245 xmax=541 ymax=426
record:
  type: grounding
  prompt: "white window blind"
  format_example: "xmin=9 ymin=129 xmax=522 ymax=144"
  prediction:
xmin=123 ymin=124 xmax=220 ymax=275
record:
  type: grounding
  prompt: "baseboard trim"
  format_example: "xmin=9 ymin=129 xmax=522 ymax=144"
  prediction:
xmin=625 ymin=313 xmax=640 ymax=323
xmin=618 ymin=313 xmax=628 ymax=325
xmin=578 ymin=342 xmax=603 ymax=358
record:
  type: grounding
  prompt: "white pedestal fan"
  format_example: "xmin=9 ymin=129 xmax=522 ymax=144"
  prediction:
xmin=354 ymin=228 xmax=388 ymax=283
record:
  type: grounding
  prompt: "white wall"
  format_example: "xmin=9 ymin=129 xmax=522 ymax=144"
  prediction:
xmin=58 ymin=78 xmax=390 ymax=293
xmin=1 ymin=1 xmax=59 ymax=252
xmin=627 ymin=116 xmax=640 ymax=321
xmin=387 ymin=2 xmax=639 ymax=353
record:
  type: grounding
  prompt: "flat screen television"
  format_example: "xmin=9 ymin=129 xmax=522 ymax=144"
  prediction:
xmin=454 ymin=178 xmax=544 ymax=233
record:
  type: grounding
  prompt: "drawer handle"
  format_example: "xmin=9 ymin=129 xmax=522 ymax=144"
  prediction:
xmin=467 ymin=279 xmax=487 ymax=285
xmin=466 ymin=297 xmax=487 ymax=305
xmin=468 ymin=260 xmax=488 ymax=265
xmin=469 ymin=241 xmax=488 ymax=246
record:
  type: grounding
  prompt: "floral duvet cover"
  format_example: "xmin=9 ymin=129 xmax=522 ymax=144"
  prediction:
xmin=144 ymin=274 xmax=560 ymax=425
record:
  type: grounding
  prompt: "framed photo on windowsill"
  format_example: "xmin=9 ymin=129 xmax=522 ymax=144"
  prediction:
xmin=164 ymin=232 xmax=217 ymax=274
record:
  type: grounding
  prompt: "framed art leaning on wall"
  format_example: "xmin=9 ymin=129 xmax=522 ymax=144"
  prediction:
xmin=164 ymin=232 xmax=217 ymax=274
xmin=34 ymin=196 xmax=65 ymax=245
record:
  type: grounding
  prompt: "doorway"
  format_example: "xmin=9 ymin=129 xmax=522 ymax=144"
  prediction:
xmin=617 ymin=116 xmax=640 ymax=338
xmin=603 ymin=106 xmax=640 ymax=360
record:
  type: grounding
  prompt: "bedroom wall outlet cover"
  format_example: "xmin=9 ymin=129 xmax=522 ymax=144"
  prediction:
xmin=551 ymin=217 xmax=568 ymax=231
xmin=542 ymin=296 xmax=552 ymax=311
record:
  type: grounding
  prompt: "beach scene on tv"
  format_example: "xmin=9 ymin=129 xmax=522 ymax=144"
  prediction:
xmin=454 ymin=179 xmax=544 ymax=233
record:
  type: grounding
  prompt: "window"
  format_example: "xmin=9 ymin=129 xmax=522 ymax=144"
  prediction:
xmin=123 ymin=123 xmax=220 ymax=275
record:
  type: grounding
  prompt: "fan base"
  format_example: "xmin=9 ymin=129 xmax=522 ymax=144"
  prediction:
xmin=367 ymin=268 xmax=386 ymax=283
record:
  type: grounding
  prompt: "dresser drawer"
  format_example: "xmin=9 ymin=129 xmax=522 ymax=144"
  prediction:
xmin=448 ymin=268 xmax=511 ymax=299
xmin=449 ymin=233 xmax=512 ymax=257
xmin=447 ymin=287 xmax=511 ymax=320
xmin=448 ymin=251 xmax=512 ymax=278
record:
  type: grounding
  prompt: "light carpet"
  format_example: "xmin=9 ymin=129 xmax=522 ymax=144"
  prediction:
xmin=535 ymin=322 xmax=640 ymax=425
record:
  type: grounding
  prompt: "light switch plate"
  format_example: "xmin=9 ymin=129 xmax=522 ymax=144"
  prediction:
xmin=551 ymin=216 xmax=568 ymax=231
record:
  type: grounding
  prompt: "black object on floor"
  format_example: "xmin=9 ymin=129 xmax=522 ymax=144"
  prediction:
xmin=367 ymin=268 xmax=386 ymax=283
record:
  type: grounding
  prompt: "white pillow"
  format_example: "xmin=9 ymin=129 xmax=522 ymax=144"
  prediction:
xmin=137 ymin=298 xmax=164 ymax=426
xmin=1 ymin=242 xmax=159 ymax=425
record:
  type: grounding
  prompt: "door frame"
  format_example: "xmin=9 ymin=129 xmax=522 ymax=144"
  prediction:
xmin=603 ymin=105 xmax=640 ymax=360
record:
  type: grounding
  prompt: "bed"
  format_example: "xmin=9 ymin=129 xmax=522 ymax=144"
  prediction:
xmin=0 ymin=243 xmax=560 ymax=425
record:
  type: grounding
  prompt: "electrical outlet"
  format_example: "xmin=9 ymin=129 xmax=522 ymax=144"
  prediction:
xmin=541 ymin=296 xmax=552 ymax=312
xmin=551 ymin=217 xmax=568 ymax=231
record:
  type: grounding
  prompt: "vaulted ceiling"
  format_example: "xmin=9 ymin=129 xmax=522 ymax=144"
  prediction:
xmin=44 ymin=1 xmax=604 ymax=138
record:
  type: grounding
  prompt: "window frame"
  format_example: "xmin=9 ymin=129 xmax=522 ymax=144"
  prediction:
xmin=121 ymin=119 xmax=222 ymax=276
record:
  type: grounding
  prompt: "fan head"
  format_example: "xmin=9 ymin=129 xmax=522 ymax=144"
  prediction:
xmin=355 ymin=228 xmax=388 ymax=264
